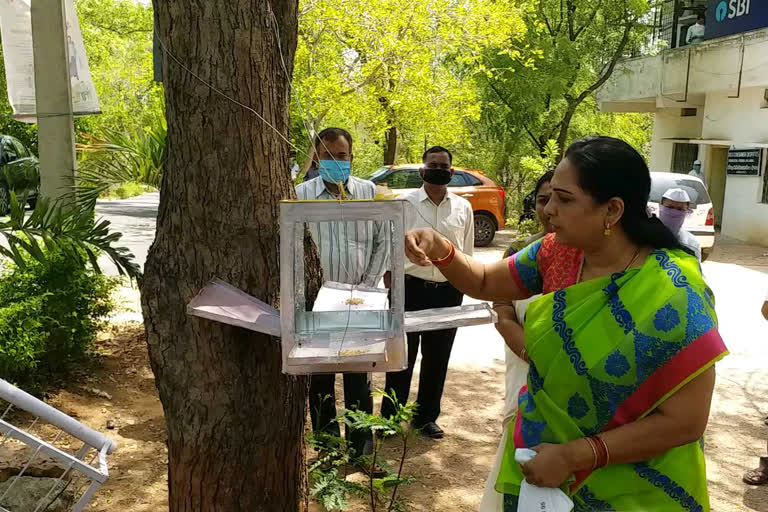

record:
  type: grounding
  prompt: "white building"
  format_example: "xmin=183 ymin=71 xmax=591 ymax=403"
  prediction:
xmin=597 ymin=1 xmax=768 ymax=246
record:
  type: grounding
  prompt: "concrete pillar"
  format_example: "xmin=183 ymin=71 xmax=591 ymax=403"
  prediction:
xmin=31 ymin=0 xmax=76 ymax=200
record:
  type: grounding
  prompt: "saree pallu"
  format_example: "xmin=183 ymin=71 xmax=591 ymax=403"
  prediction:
xmin=497 ymin=247 xmax=728 ymax=511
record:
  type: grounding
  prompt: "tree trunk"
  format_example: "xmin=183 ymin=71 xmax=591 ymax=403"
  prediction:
xmin=141 ymin=2 xmax=308 ymax=510
xmin=554 ymin=103 xmax=578 ymax=162
xmin=383 ymin=124 xmax=398 ymax=165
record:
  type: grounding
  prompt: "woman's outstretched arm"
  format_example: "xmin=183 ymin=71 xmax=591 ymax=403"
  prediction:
xmin=405 ymin=228 xmax=531 ymax=302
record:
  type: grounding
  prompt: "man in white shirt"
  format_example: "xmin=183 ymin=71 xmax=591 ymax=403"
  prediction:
xmin=381 ymin=146 xmax=474 ymax=439
xmin=686 ymin=15 xmax=705 ymax=45
xmin=296 ymin=127 xmax=389 ymax=465
xmin=688 ymin=159 xmax=704 ymax=180
xmin=658 ymin=188 xmax=702 ymax=262
xmin=289 ymin=150 xmax=300 ymax=181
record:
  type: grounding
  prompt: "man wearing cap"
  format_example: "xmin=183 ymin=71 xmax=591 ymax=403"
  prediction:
xmin=688 ymin=160 xmax=704 ymax=180
xmin=659 ymin=188 xmax=701 ymax=262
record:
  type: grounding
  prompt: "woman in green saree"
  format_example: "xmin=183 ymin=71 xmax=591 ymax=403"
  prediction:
xmin=405 ymin=136 xmax=727 ymax=511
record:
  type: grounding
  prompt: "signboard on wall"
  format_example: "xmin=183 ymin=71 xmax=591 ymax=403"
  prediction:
xmin=705 ymin=0 xmax=768 ymax=40
xmin=726 ymin=147 xmax=762 ymax=175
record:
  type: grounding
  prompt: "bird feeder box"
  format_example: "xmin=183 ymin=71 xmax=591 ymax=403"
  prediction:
xmin=279 ymin=199 xmax=407 ymax=375
xmin=186 ymin=199 xmax=499 ymax=376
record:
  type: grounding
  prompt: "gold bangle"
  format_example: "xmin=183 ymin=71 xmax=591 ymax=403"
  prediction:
xmin=430 ymin=238 xmax=453 ymax=263
xmin=584 ymin=437 xmax=598 ymax=470
xmin=597 ymin=435 xmax=610 ymax=466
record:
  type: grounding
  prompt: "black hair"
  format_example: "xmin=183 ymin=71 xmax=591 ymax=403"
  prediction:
xmin=422 ymin=145 xmax=453 ymax=164
xmin=697 ymin=13 xmax=705 ymax=20
xmin=314 ymin=127 xmax=353 ymax=152
xmin=534 ymin=170 xmax=555 ymax=196
xmin=564 ymin=136 xmax=688 ymax=253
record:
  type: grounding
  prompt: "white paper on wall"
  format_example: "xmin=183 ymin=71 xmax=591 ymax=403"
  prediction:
xmin=0 ymin=0 xmax=100 ymax=122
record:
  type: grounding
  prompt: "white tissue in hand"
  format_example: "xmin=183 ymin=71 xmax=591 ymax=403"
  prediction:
xmin=514 ymin=448 xmax=574 ymax=512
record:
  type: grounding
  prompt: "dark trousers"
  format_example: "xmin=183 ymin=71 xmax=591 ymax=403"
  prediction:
xmin=381 ymin=275 xmax=463 ymax=426
xmin=309 ymin=372 xmax=373 ymax=455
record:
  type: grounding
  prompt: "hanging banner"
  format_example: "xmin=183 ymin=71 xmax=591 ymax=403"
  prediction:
xmin=0 ymin=0 xmax=100 ymax=122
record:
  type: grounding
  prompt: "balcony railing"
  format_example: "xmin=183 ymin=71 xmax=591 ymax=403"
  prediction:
xmin=651 ymin=0 xmax=707 ymax=50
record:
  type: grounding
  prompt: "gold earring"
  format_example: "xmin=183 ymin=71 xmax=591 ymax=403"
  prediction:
xmin=604 ymin=223 xmax=612 ymax=236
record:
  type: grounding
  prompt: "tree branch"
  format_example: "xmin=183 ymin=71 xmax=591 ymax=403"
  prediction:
xmin=538 ymin=0 xmax=555 ymax=37
xmin=86 ymin=21 xmax=152 ymax=36
xmin=338 ymin=62 xmax=385 ymax=96
xmin=575 ymin=20 xmax=632 ymax=104
xmin=524 ymin=122 xmax=547 ymax=154
xmin=573 ymin=0 xmax=604 ymax=40
xmin=484 ymin=77 xmax=546 ymax=153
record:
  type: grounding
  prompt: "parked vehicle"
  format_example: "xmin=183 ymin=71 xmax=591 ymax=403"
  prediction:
xmin=648 ymin=172 xmax=715 ymax=260
xmin=368 ymin=165 xmax=506 ymax=247
xmin=0 ymin=135 xmax=40 ymax=214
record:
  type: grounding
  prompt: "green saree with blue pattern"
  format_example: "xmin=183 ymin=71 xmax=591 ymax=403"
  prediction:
xmin=497 ymin=237 xmax=727 ymax=511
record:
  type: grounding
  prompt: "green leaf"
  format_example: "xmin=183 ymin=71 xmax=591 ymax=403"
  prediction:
xmin=0 ymin=190 xmax=140 ymax=278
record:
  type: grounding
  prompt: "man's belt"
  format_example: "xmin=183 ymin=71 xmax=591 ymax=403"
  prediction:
xmin=405 ymin=275 xmax=453 ymax=288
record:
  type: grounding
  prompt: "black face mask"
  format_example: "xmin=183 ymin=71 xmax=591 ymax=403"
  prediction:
xmin=422 ymin=168 xmax=452 ymax=186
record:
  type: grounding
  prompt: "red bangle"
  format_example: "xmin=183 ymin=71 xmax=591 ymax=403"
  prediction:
xmin=431 ymin=241 xmax=456 ymax=267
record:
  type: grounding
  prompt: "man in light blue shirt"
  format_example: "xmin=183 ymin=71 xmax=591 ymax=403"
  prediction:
xmin=295 ymin=127 xmax=388 ymax=470
xmin=295 ymin=139 xmax=389 ymax=286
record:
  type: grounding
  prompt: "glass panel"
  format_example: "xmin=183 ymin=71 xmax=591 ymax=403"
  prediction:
xmin=447 ymin=172 xmax=468 ymax=187
xmin=405 ymin=172 xmax=424 ymax=188
xmin=385 ymin=170 xmax=412 ymax=188
xmin=0 ymin=138 xmax=16 ymax=165
xmin=465 ymin=173 xmax=483 ymax=186
xmin=368 ymin=167 xmax=389 ymax=181
xmin=12 ymin=140 xmax=28 ymax=158
xmin=294 ymin=218 xmax=397 ymax=345
xmin=650 ymin=175 xmax=711 ymax=205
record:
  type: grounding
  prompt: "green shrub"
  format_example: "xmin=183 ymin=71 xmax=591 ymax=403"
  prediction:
xmin=0 ymin=248 xmax=117 ymax=390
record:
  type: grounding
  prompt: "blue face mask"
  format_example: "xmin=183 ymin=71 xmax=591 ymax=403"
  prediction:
xmin=317 ymin=159 xmax=351 ymax=184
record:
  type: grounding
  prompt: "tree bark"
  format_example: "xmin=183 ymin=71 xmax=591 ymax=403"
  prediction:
xmin=383 ymin=124 xmax=398 ymax=165
xmin=141 ymin=1 xmax=308 ymax=510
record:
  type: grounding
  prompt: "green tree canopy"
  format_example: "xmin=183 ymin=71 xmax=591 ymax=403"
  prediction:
xmin=291 ymin=0 xmax=527 ymax=173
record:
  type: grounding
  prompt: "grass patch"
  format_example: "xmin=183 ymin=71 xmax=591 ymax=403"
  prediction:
xmin=99 ymin=183 xmax=155 ymax=200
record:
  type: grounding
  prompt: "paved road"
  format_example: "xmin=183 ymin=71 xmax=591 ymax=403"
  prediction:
xmin=96 ymin=192 xmax=159 ymax=275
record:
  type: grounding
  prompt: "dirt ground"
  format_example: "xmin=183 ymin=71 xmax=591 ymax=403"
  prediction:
xmin=34 ymin=315 xmax=766 ymax=512
xmin=22 ymin=233 xmax=767 ymax=511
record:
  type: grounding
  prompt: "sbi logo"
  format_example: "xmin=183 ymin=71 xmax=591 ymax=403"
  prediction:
xmin=715 ymin=0 xmax=751 ymax=22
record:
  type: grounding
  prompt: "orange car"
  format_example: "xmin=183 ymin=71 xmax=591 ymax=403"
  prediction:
xmin=368 ymin=165 xmax=507 ymax=246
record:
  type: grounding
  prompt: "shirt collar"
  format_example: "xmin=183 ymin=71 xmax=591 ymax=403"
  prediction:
xmin=314 ymin=176 xmax=355 ymax=199
xmin=417 ymin=186 xmax=451 ymax=206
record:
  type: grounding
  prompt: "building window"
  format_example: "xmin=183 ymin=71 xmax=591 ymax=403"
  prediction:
xmin=672 ymin=143 xmax=699 ymax=174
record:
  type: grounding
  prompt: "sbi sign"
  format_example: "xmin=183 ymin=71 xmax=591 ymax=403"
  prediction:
xmin=706 ymin=0 xmax=768 ymax=39
xmin=715 ymin=0 xmax=750 ymax=22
